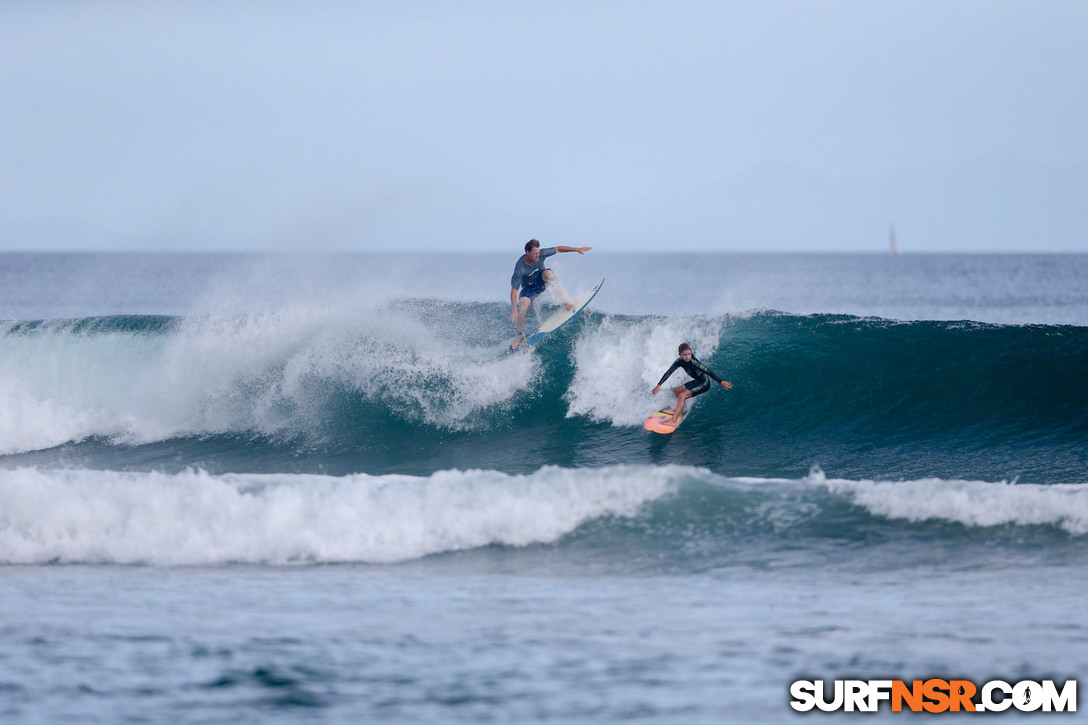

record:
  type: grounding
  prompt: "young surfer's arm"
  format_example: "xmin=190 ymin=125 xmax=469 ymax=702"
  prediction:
xmin=691 ymin=358 xmax=722 ymax=383
xmin=555 ymin=246 xmax=592 ymax=254
xmin=653 ymin=359 xmax=682 ymax=393
xmin=510 ymin=287 xmax=519 ymax=323
xmin=693 ymin=357 xmax=732 ymax=389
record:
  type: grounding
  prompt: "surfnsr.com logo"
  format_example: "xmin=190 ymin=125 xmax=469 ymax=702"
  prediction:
xmin=790 ymin=679 xmax=1077 ymax=713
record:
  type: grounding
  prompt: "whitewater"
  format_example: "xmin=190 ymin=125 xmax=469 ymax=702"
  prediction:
xmin=2 ymin=252 xmax=1087 ymax=723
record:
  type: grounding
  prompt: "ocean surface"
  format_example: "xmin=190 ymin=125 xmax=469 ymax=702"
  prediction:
xmin=1 ymin=252 xmax=1086 ymax=723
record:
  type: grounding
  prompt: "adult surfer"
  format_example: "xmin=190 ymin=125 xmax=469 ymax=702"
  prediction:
xmin=652 ymin=343 xmax=732 ymax=425
xmin=510 ymin=239 xmax=592 ymax=348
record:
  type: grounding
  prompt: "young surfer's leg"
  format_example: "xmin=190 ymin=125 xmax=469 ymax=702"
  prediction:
xmin=670 ymin=386 xmax=691 ymax=425
xmin=672 ymin=380 xmax=710 ymax=423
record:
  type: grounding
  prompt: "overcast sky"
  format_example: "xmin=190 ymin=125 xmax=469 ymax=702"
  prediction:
xmin=1 ymin=1 xmax=1085 ymax=253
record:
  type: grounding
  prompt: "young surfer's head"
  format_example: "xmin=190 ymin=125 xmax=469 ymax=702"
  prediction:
xmin=524 ymin=238 xmax=541 ymax=263
xmin=678 ymin=343 xmax=692 ymax=360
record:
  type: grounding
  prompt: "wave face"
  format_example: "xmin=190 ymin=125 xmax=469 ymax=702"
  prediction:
xmin=1 ymin=306 xmax=1086 ymax=482
xmin=2 ymin=465 xmax=1086 ymax=567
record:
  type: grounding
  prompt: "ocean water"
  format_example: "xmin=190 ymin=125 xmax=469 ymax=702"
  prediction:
xmin=1 ymin=252 xmax=1086 ymax=723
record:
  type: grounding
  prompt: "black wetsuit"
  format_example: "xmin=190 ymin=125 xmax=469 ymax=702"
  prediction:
xmin=657 ymin=355 xmax=724 ymax=398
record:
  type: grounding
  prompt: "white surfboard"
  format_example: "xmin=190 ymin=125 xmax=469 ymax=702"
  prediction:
xmin=510 ymin=279 xmax=604 ymax=350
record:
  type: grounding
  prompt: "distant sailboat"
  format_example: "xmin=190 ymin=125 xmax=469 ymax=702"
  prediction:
xmin=889 ymin=225 xmax=900 ymax=256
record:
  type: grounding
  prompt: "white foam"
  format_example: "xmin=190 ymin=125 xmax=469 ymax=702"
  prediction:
xmin=0 ymin=465 xmax=687 ymax=565
xmin=0 ymin=303 xmax=536 ymax=454
xmin=817 ymin=471 xmax=1088 ymax=535
xmin=0 ymin=379 xmax=100 ymax=455
xmin=565 ymin=314 xmax=725 ymax=426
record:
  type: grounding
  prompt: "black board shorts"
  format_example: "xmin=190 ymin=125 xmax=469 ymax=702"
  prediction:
xmin=684 ymin=378 xmax=712 ymax=397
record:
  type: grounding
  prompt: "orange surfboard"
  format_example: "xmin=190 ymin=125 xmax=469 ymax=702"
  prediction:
xmin=643 ymin=408 xmax=685 ymax=434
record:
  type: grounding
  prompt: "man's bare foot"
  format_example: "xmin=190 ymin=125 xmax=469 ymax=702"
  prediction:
xmin=564 ymin=302 xmax=574 ymax=312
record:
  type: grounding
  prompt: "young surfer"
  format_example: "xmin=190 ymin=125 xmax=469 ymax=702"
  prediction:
xmin=652 ymin=343 xmax=732 ymax=425
xmin=510 ymin=239 xmax=592 ymax=348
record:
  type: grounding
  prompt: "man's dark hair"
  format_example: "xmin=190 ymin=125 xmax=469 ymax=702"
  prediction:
xmin=525 ymin=239 xmax=540 ymax=253
xmin=678 ymin=343 xmax=692 ymax=354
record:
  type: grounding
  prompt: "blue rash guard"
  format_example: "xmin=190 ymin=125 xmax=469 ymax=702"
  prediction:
xmin=657 ymin=355 xmax=724 ymax=397
xmin=511 ymin=247 xmax=557 ymax=299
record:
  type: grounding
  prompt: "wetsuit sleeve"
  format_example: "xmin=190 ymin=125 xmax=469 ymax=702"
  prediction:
xmin=657 ymin=359 xmax=682 ymax=387
xmin=540 ymin=247 xmax=557 ymax=259
xmin=511 ymin=262 xmax=523 ymax=290
xmin=691 ymin=357 xmax=723 ymax=384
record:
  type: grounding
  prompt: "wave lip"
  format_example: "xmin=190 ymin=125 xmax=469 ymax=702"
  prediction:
xmin=0 ymin=465 xmax=688 ymax=566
